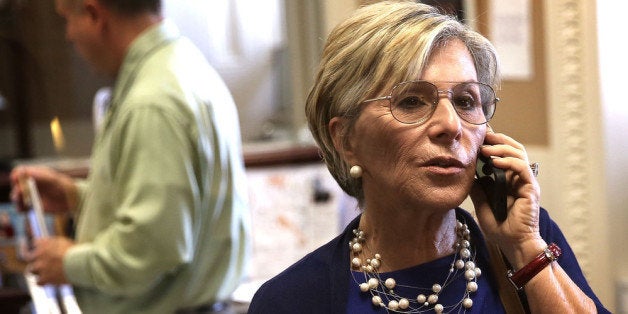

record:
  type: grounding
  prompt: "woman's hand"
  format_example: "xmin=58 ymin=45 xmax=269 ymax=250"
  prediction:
xmin=470 ymin=131 xmax=547 ymax=269
xmin=10 ymin=166 xmax=78 ymax=214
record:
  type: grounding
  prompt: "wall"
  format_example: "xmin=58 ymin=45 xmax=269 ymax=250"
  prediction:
xmin=542 ymin=0 xmax=614 ymax=309
xmin=0 ymin=1 xmax=107 ymax=159
xmin=598 ymin=1 xmax=628 ymax=312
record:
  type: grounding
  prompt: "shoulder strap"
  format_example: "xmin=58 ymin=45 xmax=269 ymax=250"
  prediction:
xmin=486 ymin=242 xmax=529 ymax=314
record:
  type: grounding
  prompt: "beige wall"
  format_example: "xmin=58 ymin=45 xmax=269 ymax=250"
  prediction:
xmin=597 ymin=1 xmax=628 ymax=312
xmin=542 ymin=0 xmax=616 ymax=309
xmin=321 ymin=0 xmax=359 ymax=35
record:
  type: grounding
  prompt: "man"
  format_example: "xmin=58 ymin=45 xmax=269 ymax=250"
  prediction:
xmin=10 ymin=0 xmax=250 ymax=312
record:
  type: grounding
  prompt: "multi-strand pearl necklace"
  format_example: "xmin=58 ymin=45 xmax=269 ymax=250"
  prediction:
xmin=349 ymin=220 xmax=481 ymax=313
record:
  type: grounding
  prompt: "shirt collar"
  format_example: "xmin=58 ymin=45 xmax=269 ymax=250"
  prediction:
xmin=110 ymin=20 xmax=181 ymax=108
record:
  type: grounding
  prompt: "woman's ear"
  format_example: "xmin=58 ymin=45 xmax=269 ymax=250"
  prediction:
xmin=329 ymin=117 xmax=357 ymax=164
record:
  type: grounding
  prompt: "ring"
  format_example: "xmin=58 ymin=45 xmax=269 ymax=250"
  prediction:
xmin=530 ymin=162 xmax=539 ymax=177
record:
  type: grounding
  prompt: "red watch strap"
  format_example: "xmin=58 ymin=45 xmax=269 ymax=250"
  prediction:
xmin=507 ymin=243 xmax=562 ymax=290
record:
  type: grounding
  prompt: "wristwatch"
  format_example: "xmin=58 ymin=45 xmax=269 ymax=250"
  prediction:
xmin=507 ymin=243 xmax=562 ymax=290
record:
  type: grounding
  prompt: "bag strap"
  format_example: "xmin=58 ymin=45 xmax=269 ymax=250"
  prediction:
xmin=486 ymin=241 xmax=529 ymax=314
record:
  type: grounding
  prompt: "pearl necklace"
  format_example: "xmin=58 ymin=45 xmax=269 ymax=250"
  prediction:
xmin=349 ymin=220 xmax=480 ymax=313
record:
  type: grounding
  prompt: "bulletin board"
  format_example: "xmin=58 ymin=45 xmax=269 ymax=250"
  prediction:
xmin=475 ymin=0 xmax=548 ymax=145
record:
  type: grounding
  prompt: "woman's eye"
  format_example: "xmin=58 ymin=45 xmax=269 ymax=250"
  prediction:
xmin=453 ymin=95 xmax=477 ymax=110
xmin=395 ymin=95 xmax=429 ymax=110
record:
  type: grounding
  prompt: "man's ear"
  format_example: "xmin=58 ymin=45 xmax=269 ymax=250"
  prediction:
xmin=329 ymin=117 xmax=358 ymax=165
xmin=83 ymin=0 xmax=107 ymax=24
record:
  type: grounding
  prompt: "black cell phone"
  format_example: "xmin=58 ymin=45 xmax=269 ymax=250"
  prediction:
xmin=475 ymin=153 xmax=508 ymax=222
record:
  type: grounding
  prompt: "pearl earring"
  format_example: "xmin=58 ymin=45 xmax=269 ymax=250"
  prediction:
xmin=350 ymin=165 xmax=363 ymax=179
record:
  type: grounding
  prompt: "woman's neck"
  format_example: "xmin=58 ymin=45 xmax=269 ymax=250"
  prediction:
xmin=357 ymin=207 xmax=459 ymax=272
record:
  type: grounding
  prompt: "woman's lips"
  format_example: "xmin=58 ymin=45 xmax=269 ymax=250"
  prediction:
xmin=423 ymin=157 xmax=466 ymax=175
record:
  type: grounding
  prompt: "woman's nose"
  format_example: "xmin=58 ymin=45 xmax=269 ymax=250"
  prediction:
xmin=426 ymin=98 xmax=463 ymax=141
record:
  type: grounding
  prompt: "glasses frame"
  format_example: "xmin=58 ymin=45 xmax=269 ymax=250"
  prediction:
xmin=362 ymin=81 xmax=499 ymax=125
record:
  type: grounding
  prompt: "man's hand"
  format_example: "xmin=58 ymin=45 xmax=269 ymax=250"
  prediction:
xmin=10 ymin=166 xmax=78 ymax=214
xmin=27 ymin=237 xmax=75 ymax=285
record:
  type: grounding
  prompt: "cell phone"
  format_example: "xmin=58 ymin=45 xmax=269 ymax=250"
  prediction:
xmin=475 ymin=153 xmax=508 ymax=222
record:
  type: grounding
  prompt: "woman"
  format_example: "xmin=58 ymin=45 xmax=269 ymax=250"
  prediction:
xmin=248 ymin=1 xmax=609 ymax=313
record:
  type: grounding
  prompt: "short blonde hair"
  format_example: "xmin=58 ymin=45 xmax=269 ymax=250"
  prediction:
xmin=305 ymin=0 xmax=500 ymax=206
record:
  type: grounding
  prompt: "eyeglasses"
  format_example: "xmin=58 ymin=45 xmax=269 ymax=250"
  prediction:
xmin=362 ymin=81 xmax=499 ymax=125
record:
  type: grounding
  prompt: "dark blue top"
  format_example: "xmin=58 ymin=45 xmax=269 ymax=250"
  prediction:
xmin=248 ymin=208 xmax=610 ymax=313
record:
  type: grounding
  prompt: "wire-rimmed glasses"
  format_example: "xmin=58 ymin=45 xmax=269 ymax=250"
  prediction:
xmin=362 ymin=81 xmax=499 ymax=125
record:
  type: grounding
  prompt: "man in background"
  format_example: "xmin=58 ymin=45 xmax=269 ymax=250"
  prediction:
xmin=10 ymin=0 xmax=250 ymax=312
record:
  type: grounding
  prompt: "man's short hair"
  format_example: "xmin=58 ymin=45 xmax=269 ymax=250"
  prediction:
xmin=98 ymin=0 xmax=161 ymax=15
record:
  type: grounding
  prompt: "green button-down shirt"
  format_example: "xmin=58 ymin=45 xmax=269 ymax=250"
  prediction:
xmin=64 ymin=20 xmax=250 ymax=314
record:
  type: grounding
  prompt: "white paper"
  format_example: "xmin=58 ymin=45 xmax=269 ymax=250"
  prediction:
xmin=24 ymin=271 xmax=62 ymax=314
xmin=489 ymin=0 xmax=533 ymax=80
xmin=245 ymin=164 xmax=344 ymax=282
xmin=25 ymin=178 xmax=82 ymax=314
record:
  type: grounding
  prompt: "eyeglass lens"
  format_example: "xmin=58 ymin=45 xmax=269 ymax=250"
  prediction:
xmin=390 ymin=81 xmax=496 ymax=125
